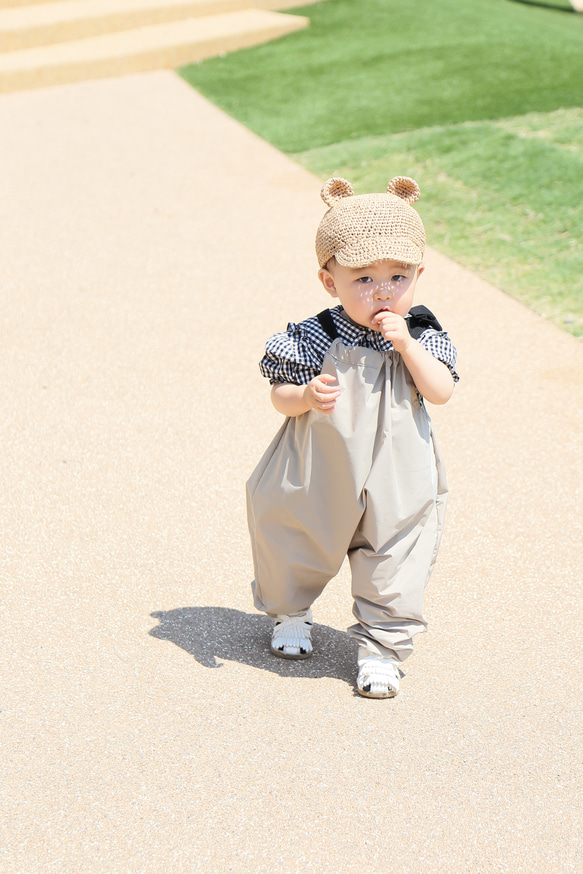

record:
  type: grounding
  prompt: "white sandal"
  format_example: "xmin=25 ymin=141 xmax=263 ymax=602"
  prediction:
xmin=357 ymin=650 xmax=400 ymax=698
xmin=270 ymin=610 xmax=313 ymax=659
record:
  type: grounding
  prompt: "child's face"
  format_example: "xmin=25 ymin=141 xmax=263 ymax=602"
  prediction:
xmin=318 ymin=259 xmax=424 ymax=330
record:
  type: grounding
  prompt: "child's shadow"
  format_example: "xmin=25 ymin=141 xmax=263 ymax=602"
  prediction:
xmin=149 ymin=606 xmax=358 ymax=686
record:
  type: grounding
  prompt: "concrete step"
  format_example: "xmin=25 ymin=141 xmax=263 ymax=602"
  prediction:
xmin=0 ymin=9 xmax=308 ymax=93
xmin=0 ymin=0 xmax=79 ymax=7
xmin=0 ymin=0 xmax=317 ymax=51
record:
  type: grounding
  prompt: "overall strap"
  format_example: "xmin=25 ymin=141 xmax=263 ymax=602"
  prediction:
xmin=316 ymin=308 xmax=340 ymax=340
xmin=407 ymin=305 xmax=443 ymax=339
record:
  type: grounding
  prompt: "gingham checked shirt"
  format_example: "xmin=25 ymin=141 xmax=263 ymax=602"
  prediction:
xmin=260 ymin=305 xmax=459 ymax=386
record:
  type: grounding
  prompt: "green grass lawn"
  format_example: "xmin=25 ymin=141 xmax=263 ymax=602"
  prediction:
xmin=294 ymin=108 xmax=583 ymax=335
xmin=181 ymin=0 xmax=583 ymax=336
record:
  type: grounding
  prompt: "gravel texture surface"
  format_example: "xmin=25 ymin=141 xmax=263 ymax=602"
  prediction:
xmin=1 ymin=71 xmax=582 ymax=873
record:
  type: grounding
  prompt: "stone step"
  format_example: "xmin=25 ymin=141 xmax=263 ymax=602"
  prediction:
xmin=0 ymin=0 xmax=79 ymax=7
xmin=0 ymin=0 xmax=316 ymax=51
xmin=0 ymin=9 xmax=308 ymax=92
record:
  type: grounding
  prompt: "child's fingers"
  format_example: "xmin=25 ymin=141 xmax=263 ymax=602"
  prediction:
xmin=306 ymin=376 xmax=340 ymax=413
xmin=373 ymin=311 xmax=398 ymax=326
xmin=375 ymin=313 xmax=406 ymax=337
xmin=317 ymin=373 xmax=339 ymax=386
xmin=314 ymin=387 xmax=338 ymax=404
xmin=315 ymin=395 xmax=337 ymax=414
xmin=316 ymin=384 xmax=340 ymax=397
xmin=315 ymin=392 xmax=340 ymax=408
xmin=308 ymin=376 xmax=338 ymax=397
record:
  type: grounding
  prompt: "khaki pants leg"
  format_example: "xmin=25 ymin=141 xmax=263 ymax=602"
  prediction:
xmin=348 ymin=425 xmax=448 ymax=662
xmin=247 ymin=405 xmax=364 ymax=617
xmin=347 ymin=492 xmax=439 ymax=661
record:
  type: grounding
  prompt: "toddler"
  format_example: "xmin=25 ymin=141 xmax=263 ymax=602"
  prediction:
xmin=246 ymin=176 xmax=458 ymax=698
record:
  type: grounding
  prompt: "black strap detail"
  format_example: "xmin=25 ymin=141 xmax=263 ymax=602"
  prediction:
xmin=317 ymin=305 xmax=442 ymax=341
xmin=316 ymin=308 xmax=340 ymax=340
xmin=407 ymin=305 xmax=443 ymax=339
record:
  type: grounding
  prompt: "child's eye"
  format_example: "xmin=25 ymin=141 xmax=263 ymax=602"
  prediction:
xmin=357 ymin=276 xmax=373 ymax=283
xmin=392 ymin=274 xmax=406 ymax=283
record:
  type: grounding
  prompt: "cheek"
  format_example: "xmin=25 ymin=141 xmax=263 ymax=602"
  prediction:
xmin=356 ymin=284 xmax=374 ymax=303
xmin=396 ymin=280 xmax=414 ymax=298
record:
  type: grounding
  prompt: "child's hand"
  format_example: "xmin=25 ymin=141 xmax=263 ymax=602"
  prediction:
xmin=303 ymin=373 xmax=340 ymax=414
xmin=373 ymin=310 xmax=411 ymax=353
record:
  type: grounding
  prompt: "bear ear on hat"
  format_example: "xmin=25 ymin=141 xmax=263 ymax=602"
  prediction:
xmin=320 ymin=177 xmax=355 ymax=207
xmin=386 ymin=176 xmax=420 ymax=204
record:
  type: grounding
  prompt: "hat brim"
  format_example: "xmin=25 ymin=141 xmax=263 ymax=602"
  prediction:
xmin=333 ymin=237 xmax=424 ymax=268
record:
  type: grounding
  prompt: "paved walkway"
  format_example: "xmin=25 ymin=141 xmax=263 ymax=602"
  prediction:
xmin=1 ymin=71 xmax=582 ymax=873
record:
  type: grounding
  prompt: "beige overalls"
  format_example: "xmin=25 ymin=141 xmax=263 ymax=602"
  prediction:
xmin=247 ymin=323 xmax=448 ymax=662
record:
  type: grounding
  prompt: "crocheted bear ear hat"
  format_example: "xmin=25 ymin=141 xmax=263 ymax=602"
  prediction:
xmin=315 ymin=176 xmax=426 ymax=269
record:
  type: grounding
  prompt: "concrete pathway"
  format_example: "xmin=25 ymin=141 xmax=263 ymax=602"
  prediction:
xmin=1 ymin=71 xmax=582 ymax=873
xmin=0 ymin=0 xmax=313 ymax=93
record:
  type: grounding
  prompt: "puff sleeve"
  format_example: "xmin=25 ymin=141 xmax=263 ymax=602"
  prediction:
xmin=259 ymin=319 xmax=329 ymax=386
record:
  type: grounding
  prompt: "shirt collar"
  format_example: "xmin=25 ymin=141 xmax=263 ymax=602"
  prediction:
xmin=335 ymin=306 xmax=393 ymax=350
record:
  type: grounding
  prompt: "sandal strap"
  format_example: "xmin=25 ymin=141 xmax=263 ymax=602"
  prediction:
xmin=272 ymin=611 xmax=313 ymax=645
xmin=357 ymin=655 xmax=400 ymax=697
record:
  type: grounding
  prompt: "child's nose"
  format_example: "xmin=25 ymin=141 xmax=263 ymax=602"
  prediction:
xmin=376 ymin=282 xmax=393 ymax=299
